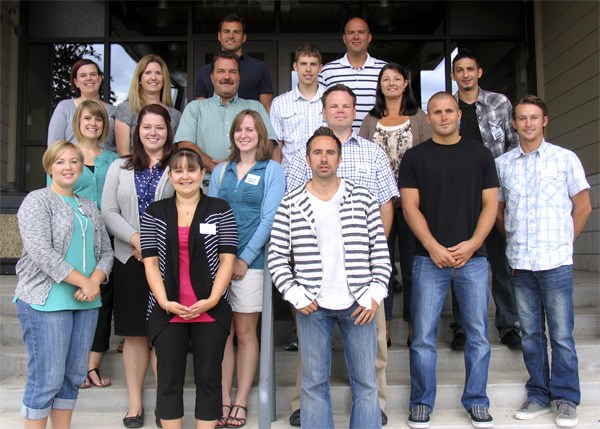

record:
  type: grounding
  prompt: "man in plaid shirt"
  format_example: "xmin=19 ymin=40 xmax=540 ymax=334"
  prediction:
xmin=449 ymin=48 xmax=522 ymax=352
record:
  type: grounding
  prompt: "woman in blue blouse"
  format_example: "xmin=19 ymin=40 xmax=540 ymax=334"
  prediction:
xmin=208 ymin=109 xmax=285 ymax=427
xmin=102 ymin=104 xmax=174 ymax=428
xmin=16 ymin=141 xmax=113 ymax=428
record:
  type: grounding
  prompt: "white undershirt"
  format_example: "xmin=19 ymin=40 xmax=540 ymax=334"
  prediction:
xmin=307 ymin=179 xmax=355 ymax=310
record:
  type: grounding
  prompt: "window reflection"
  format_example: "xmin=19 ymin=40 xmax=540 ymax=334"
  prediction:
xmin=110 ymin=43 xmax=187 ymax=110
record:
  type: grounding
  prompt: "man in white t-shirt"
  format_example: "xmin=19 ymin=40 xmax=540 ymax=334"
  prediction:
xmin=269 ymin=127 xmax=391 ymax=428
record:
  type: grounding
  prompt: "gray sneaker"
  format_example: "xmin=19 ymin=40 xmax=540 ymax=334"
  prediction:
xmin=514 ymin=400 xmax=551 ymax=420
xmin=555 ymin=401 xmax=578 ymax=428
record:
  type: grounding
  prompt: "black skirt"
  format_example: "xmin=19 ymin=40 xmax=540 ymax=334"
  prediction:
xmin=113 ymin=256 xmax=150 ymax=336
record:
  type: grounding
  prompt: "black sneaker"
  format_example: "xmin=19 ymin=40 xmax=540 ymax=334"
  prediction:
xmin=468 ymin=405 xmax=493 ymax=428
xmin=500 ymin=330 xmax=522 ymax=350
xmin=451 ymin=332 xmax=466 ymax=351
xmin=285 ymin=327 xmax=299 ymax=351
xmin=289 ymin=409 xmax=300 ymax=427
xmin=408 ymin=405 xmax=430 ymax=428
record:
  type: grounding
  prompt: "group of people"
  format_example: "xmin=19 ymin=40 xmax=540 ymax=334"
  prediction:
xmin=14 ymin=12 xmax=590 ymax=429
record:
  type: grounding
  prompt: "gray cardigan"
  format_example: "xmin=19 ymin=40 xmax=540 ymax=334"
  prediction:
xmin=359 ymin=108 xmax=432 ymax=146
xmin=16 ymin=188 xmax=114 ymax=305
xmin=101 ymin=158 xmax=174 ymax=264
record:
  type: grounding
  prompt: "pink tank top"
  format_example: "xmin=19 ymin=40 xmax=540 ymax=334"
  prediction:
xmin=170 ymin=227 xmax=215 ymax=323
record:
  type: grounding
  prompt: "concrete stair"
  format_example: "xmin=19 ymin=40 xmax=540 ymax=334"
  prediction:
xmin=1 ymin=271 xmax=599 ymax=428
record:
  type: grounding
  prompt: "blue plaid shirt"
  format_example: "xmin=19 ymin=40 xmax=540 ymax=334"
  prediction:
xmin=455 ymin=88 xmax=519 ymax=159
xmin=496 ymin=140 xmax=589 ymax=271
xmin=285 ymin=132 xmax=398 ymax=205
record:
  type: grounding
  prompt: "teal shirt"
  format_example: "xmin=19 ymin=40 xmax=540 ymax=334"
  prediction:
xmin=31 ymin=196 xmax=100 ymax=311
xmin=47 ymin=149 xmax=120 ymax=210
xmin=174 ymin=94 xmax=278 ymax=179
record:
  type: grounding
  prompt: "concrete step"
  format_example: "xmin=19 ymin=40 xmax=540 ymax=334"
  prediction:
xmin=1 ymin=369 xmax=599 ymax=413
xmin=2 ymin=305 xmax=598 ymax=348
xmin=4 ymin=337 xmax=599 ymax=380
xmin=1 ymin=407 xmax=599 ymax=429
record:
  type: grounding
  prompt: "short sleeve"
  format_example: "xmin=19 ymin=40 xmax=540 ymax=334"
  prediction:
xmin=257 ymin=61 xmax=274 ymax=94
xmin=566 ymin=151 xmax=590 ymax=197
xmin=398 ymin=147 xmax=418 ymax=189
xmin=481 ymin=147 xmax=500 ymax=190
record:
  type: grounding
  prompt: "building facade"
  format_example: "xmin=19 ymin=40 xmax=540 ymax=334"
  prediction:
xmin=0 ymin=0 xmax=598 ymax=271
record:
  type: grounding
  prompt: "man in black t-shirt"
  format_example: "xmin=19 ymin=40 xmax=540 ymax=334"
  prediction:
xmin=399 ymin=92 xmax=498 ymax=429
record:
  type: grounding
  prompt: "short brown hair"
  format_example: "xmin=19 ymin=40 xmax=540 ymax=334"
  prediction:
xmin=321 ymin=84 xmax=356 ymax=109
xmin=72 ymin=100 xmax=109 ymax=144
xmin=306 ymin=127 xmax=342 ymax=153
xmin=294 ymin=42 xmax=322 ymax=64
xmin=513 ymin=95 xmax=548 ymax=119
xmin=43 ymin=140 xmax=83 ymax=176
xmin=228 ymin=110 xmax=271 ymax=162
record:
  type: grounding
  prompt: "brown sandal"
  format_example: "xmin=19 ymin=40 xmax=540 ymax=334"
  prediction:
xmin=216 ymin=404 xmax=232 ymax=428
xmin=226 ymin=404 xmax=248 ymax=428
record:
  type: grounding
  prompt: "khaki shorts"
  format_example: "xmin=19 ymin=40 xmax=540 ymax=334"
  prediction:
xmin=229 ymin=268 xmax=264 ymax=313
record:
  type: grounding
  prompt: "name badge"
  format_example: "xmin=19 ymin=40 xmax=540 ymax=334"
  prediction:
xmin=491 ymin=125 xmax=504 ymax=141
xmin=541 ymin=166 xmax=557 ymax=179
xmin=245 ymin=174 xmax=261 ymax=185
xmin=357 ymin=164 xmax=371 ymax=175
xmin=199 ymin=223 xmax=217 ymax=235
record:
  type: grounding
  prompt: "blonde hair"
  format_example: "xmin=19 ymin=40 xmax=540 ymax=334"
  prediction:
xmin=228 ymin=110 xmax=271 ymax=162
xmin=42 ymin=141 xmax=83 ymax=176
xmin=127 ymin=54 xmax=173 ymax=116
xmin=72 ymin=100 xmax=109 ymax=144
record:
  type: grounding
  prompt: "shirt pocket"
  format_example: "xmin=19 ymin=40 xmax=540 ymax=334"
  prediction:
xmin=540 ymin=174 xmax=564 ymax=202
xmin=280 ymin=112 xmax=303 ymax=143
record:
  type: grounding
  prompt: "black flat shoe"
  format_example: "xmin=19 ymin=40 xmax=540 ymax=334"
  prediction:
xmin=123 ymin=409 xmax=144 ymax=428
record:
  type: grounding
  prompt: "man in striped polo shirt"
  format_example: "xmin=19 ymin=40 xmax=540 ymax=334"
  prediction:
xmin=269 ymin=127 xmax=391 ymax=429
xmin=319 ymin=17 xmax=386 ymax=132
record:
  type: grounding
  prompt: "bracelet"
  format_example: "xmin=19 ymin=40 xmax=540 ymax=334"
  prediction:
xmin=165 ymin=301 xmax=170 ymax=315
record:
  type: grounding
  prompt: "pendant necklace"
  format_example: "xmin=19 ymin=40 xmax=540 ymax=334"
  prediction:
xmin=51 ymin=185 xmax=89 ymax=271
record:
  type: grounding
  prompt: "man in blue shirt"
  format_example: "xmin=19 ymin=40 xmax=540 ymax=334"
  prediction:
xmin=496 ymin=95 xmax=591 ymax=428
xmin=194 ymin=14 xmax=273 ymax=112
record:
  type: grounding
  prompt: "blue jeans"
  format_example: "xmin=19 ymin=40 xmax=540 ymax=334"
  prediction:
xmin=409 ymin=256 xmax=491 ymax=411
xmin=452 ymin=226 xmax=520 ymax=337
xmin=297 ymin=302 xmax=381 ymax=429
xmin=512 ymin=265 xmax=580 ymax=405
xmin=16 ymin=299 xmax=99 ymax=419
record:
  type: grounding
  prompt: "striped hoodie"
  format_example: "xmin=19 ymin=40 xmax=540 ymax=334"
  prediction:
xmin=268 ymin=178 xmax=390 ymax=310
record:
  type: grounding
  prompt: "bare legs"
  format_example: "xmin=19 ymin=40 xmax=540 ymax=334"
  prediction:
xmin=221 ymin=312 xmax=259 ymax=426
xmin=123 ymin=336 xmax=151 ymax=417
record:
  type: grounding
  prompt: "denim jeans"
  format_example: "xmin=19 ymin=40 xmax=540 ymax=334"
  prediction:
xmin=297 ymin=302 xmax=381 ymax=429
xmin=409 ymin=256 xmax=491 ymax=411
xmin=16 ymin=299 xmax=99 ymax=419
xmin=512 ymin=265 xmax=580 ymax=405
xmin=452 ymin=226 xmax=520 ymax=337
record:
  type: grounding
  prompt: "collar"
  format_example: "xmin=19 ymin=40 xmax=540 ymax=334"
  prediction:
xmin=514 ymin=139 xmax=547 ymax=159
xmin=210 ymin=93 xmax=239 ymax=107
xmin=454 ymin=87 xmax=485 ymax=106
xmin=292 ymin=84 xmax=325 ymax=102
xmin=344 ymin=131 xmax=361 ymax=146
xmin=339 ymin=53 xmax=375 ymax=69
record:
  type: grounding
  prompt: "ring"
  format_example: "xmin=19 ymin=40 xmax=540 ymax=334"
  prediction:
xmin=83 ymin=295 xmax=87 ymax=300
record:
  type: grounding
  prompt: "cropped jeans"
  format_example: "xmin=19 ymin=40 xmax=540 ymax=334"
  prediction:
xmin=409 ymin=256 xmax=491 ymax=412
xmin=297 ymin=302 xmax=381 ymax=429
xmin=16 ymin=299 xmax=98 ymax=419
xmin=512 ymin=265 xmax=580 ymax=406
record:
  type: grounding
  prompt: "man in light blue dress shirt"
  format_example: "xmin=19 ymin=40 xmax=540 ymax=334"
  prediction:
xmin=496 ymin=95 xmax=591 ymax=428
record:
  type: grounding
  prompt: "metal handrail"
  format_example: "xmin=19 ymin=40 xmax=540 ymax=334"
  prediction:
xmin=258 ymin=242 xmax=276 ymax=427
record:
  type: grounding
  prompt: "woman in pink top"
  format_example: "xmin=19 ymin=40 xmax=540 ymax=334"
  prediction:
xmin=141 ymin=149 xmax=238 ymax=429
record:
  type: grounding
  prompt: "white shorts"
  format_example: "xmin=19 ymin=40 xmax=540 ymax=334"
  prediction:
xmin=229 ymin=268 xmax=264 ymax=313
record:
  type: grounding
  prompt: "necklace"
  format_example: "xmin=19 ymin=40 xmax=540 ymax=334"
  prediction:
xmin=176 ymin=194 xmax=201 ymax=217
xmin=51 ymin=185 xmax=89 ymax=271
